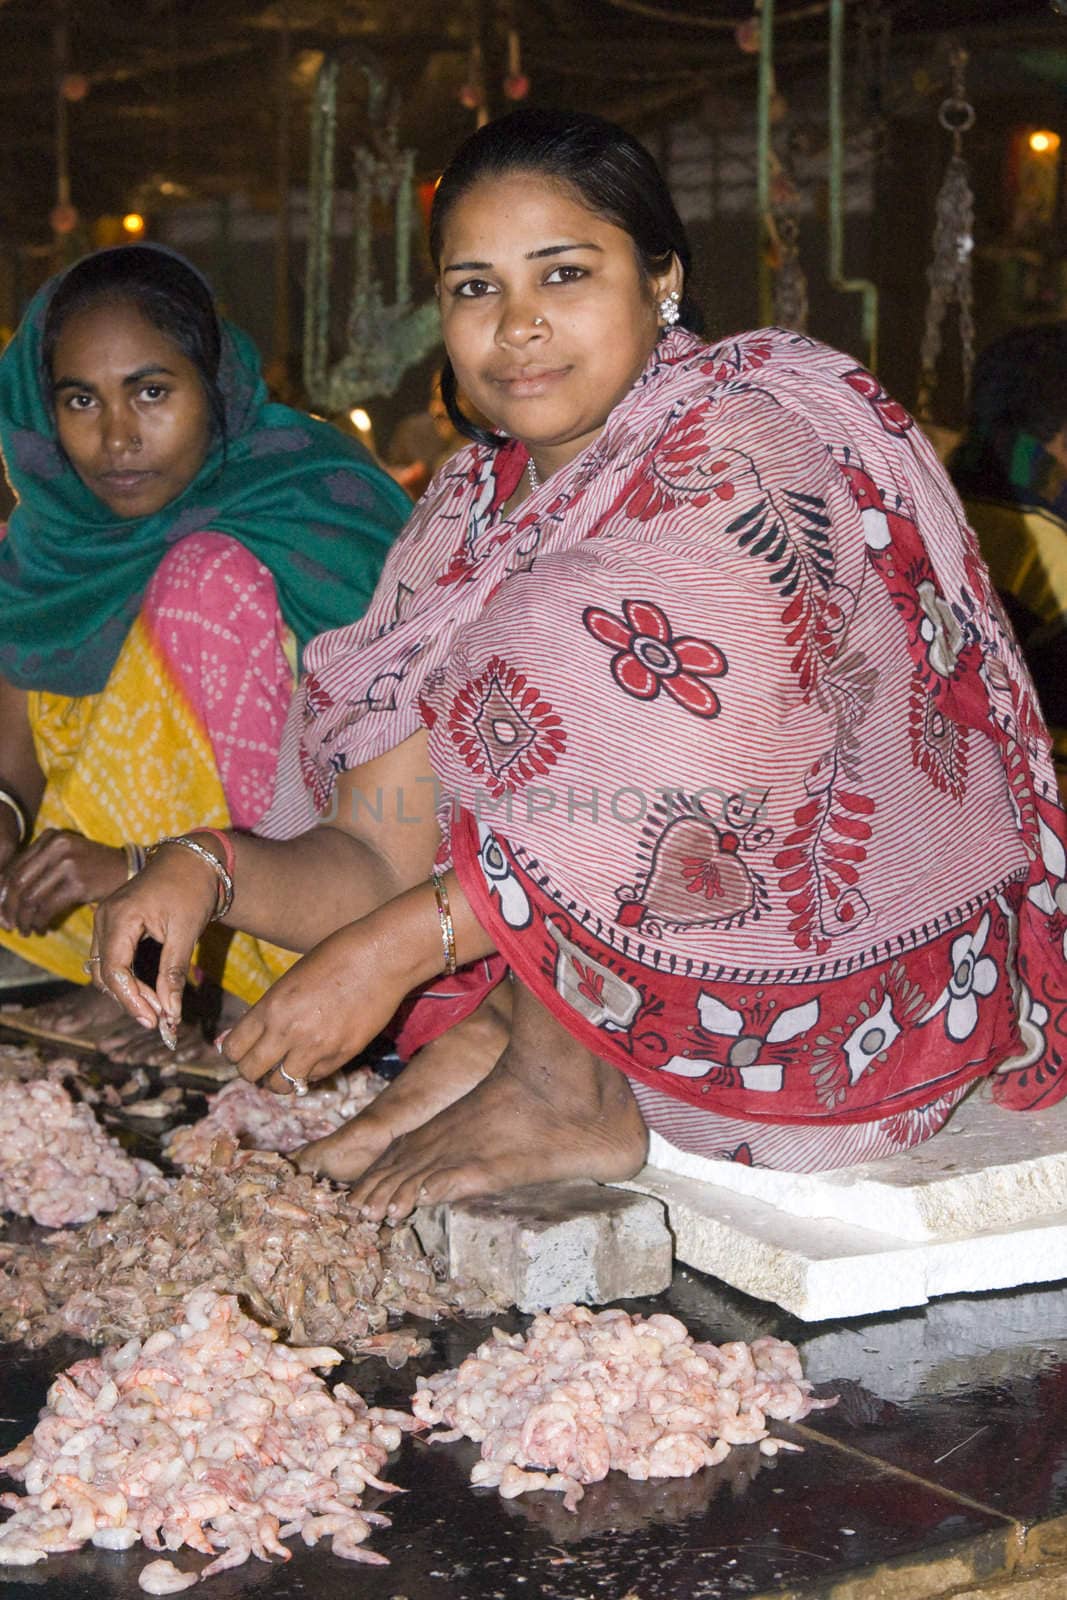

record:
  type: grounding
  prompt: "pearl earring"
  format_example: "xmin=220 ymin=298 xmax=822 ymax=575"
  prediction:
xmin=659 ymin=289 xmax=681 ymax=327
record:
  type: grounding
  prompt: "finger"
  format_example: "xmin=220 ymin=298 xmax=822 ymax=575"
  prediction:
xmin=98 ymin=963 xmax=161 ymax=1029
xmin=4 ymin=833 xmax=63 ymax=900
xmin=154 ymin=923 xmax=200 ymax=1027
xmin=267 ymin=1061 xmax=303 ymax=1097
xmin=93 ymin=915 xmax=161 ymax=1027
xmin=221 ymin=1008 xmax=277 ymax=1085
xmin=13 ymin=866 xmax=79 ymax=936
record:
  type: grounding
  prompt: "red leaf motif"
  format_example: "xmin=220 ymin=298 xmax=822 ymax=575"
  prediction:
xmin=573 ymin=959 xmax=605 ymax=1007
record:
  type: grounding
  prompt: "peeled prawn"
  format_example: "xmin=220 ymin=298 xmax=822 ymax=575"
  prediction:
xmin=414 ymin=1303 xmax=834 ymax=1510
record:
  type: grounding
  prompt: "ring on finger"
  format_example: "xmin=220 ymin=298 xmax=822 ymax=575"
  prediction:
xmin=277 ymin=1062 xmax=309 ymax=1097
xmin=82 ymin=955 xmax=102 ymax=976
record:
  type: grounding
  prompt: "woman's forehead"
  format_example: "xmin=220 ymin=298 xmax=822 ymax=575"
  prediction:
xmin=51 ymin=300 xmax=185 ymax=366
xmin=441 ymin=175 xmax=625 ymax=255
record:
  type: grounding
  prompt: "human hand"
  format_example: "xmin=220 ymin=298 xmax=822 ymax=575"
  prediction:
xmin=0 ymin=830 xmax=126 ymax=937
xmin=0 ymin=823 xmax=18 ymax=882
xmin=219 ymin=919 xmax=409 ymax=1094
xmin=90 ymin=843 xmax=219 ymax=1034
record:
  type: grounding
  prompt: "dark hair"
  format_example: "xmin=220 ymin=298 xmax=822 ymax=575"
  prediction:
xmin=41 ymin=245 xmax=227 ymax=443
xmin=966 ymin=322 xmax=1067 ymax=446
xmin=429 ymin=108 xmax=702 ymax=447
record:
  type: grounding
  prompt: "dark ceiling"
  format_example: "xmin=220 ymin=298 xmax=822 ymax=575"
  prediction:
xmin=0 ymin=0 xmax=1063 ymax=254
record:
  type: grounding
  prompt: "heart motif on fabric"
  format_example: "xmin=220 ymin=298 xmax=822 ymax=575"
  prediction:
xmin=617 ymin=815 xmax=755 ymax=929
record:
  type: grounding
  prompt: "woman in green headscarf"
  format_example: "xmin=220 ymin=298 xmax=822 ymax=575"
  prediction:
xmin=0 ymin=244 xmax=410 ymax=1044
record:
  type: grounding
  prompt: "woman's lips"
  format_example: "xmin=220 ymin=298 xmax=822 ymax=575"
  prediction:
xmin=98 ymin=471 xmax=157 ymax=496
xmin=493 ymin=366 xmax=570 ymax=398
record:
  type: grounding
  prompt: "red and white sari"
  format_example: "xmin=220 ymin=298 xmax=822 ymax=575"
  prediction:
xmin=263 ymin=329 xmax=1067 ymax=1170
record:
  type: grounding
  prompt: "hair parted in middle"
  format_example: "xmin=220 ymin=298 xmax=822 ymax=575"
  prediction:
xmin=429 ymin=107 xmax=702 ymax=446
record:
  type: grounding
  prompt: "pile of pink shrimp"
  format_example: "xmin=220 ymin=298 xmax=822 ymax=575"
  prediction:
xmin=162 ymin=1070 xmax=386 ymax=1168
xmin=413 ymin=1304 xmax=835 ymax=1510
xmin=0 ymin=1289 xmax=416 ymax=1587
xmin=0 ymin=1076 xmax=162 ymax=1227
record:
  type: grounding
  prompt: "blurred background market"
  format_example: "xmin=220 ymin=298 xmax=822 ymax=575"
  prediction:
xmin=2 ymin=0 xmax=1066 ymax=509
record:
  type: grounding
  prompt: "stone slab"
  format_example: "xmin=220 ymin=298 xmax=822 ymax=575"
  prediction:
xmin=639 ymin=1084 xmax=1067 ymax=1243
xmin=413 ymin=1180 xmax=673 ymax=1312
xmin=619 ymin=1165 xmax=1067 ymax=1320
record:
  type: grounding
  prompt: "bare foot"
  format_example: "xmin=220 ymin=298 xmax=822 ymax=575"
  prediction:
xmin=97 ymin=1016 xmax=210 ymax=1066
xmin=296 ymin=989 xmax=512 ymax=1184
xmin=98 ymin=989 xmax=247 ymax=1067
xmin=341 ymin=982 xmax=648 ymax=1222
xmin=29 ymin=984 xmax=121 ymax=1037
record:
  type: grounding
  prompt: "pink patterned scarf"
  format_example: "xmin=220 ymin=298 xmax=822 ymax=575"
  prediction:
xmin=263 ymin=329 xmax=1067 ymax=1126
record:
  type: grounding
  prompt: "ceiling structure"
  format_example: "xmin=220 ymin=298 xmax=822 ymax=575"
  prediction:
xmin=0 ymin=0 xmax=1063 ymax=257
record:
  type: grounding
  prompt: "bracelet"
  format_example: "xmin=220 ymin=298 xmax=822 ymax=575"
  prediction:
xmin=431 ymin=869 xmax=458 ymax=976
xmin=123 ymin=842 xmax=147 ymax=881
xmin=188 ymin=827 xmax=235 ymax=881
xmin=0 ymin=787 xmax=28 ymax=847
xmin=148 ymin=835 xmax=235 ymax=921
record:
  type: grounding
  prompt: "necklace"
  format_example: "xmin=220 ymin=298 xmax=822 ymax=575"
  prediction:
xmin=526 ymin=456 xmax=540 ymax=494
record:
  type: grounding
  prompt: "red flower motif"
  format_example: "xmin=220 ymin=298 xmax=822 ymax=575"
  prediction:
xmin=842 ymin=367 xmax=914 ymax=437
xmin=583 ymin=599 xmax=727 ymax=719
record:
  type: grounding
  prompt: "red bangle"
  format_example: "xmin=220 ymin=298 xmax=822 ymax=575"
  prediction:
xmin=189 ymin=827 xmax=236 ymax=880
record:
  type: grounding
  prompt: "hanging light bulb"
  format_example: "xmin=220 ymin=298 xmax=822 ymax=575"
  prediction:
xmin=122 ymin=212 xmax=146 ymax=237
xmin=1029 ymin=129 xmax=1061 ymax=155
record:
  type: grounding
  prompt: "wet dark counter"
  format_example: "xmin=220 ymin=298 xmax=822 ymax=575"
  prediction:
xmin=1 ymin=1030 xmax=1066 ymax=1598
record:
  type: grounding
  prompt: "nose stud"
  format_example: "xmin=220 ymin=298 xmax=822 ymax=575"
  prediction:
xmin=532 ymin=316 xmax=545 ymax=326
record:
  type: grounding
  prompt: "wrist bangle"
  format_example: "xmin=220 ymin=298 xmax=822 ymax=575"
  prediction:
xmin=431 ymin=868 xmax=458 ymax=976
xmin=148 ymin=835 xmax=235 ymax=921
xmin=123 ymin=842 xmax=147 ymax=881
xmin=0 ymin=787 xmax=29 ymax=847
xmin=188 ymin=827 xmax=236 ymax=881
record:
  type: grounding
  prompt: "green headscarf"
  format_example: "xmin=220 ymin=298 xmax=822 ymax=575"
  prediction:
xmin=0 ymin=249 xmax=411 ymax=696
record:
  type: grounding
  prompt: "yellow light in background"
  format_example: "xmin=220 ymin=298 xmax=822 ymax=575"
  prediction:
xmin=1029 ymin=130 xmax=1061 ymax=155
xmin=348 ymin=407 xmax=372 ymax=433
xmin=122 ymin=212 xmax=146 ymax=236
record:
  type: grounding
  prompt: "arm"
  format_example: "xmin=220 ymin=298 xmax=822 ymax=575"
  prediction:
xmin=217 ymin=865 xmax=498 ymax=1089
xmin=0 ymin=677 xmax=44 ymax=872
xmin=93 ymin=729 xmax=446 ymax=1023
xmin=0 ymin=674 xmax=132 ymax=935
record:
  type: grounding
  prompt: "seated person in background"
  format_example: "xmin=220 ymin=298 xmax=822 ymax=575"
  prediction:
xmin=950 ymin=322 xmax=1067 ymax=798
xmin=385 ymin=371 xmax=465 ymax=499
xmin=93 ymin=109 xmax=1067 ymax=1211
xmin=0 ymin=244 xmax=410 ymax=1055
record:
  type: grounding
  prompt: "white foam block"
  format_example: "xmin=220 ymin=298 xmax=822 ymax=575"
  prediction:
xmin=619 ymin=1166 xmax=1067 ymax=1320
xmin=638 ymin=1086 xmax=1067 ymax=1242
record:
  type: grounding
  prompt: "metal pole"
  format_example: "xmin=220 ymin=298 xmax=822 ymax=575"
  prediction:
xmin=273 ymin=12 xmax=292 ymax=387
xmin=828 ymin=0 xmax=878 ymax=368
xmin=756 ymin=0 xmax=775 ymax=327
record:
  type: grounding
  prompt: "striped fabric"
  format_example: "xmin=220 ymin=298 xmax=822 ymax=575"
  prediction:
xmin=262 ymin=328 xmax=1067 ymax=1167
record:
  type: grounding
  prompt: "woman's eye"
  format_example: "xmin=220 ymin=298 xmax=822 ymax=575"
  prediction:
xmin=545 ymin=265 xmax=587 ymax=285
xmin=140 ymin=384 xmax=169 ymax=402
xmin=455 ymin=278 xmax=496 ymax=298
xmin=65 ymin=393 xmax=95 ymax=411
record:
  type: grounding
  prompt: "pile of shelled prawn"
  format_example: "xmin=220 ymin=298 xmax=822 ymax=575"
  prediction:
xmin=0 ymin=1289 xmax=415 ymax=1588
xmin=0 ymin=1075 xmax=162 ymax=1227
xmin=163 ymin=1070 xmax=387 ymax=1168
xmin=414 ymin=1303 xmax=835 ymax=1510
